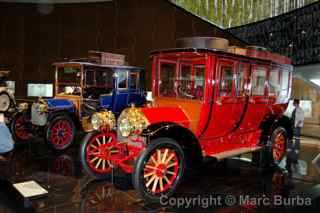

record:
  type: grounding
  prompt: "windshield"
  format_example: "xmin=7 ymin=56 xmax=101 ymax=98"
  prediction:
xmin=158 ymin=60 xmax=205 ymax=100
xmin=56 ymin=66 xmax=81 ymax=96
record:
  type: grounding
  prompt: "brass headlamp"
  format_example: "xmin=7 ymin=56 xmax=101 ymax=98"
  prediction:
xmin=91 ymin=110 xmax=116 ymax=131
xmin=118 ymin=105 xmax=149 ymax=137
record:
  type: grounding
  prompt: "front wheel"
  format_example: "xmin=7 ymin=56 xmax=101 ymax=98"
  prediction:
xmin=132 ymin=137 xmax=185 ymax=203
xmin=80 ymin=131 xmax=117 ymax=179
xmin=46 ymin=115 xmax=76 ymax=150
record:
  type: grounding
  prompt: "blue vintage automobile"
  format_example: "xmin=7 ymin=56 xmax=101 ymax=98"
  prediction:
xmin=11 ymin=60 xmax=146 ymax=150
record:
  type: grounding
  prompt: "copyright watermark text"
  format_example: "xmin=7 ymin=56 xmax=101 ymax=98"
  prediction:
xmin=160 ymin=194 xmax=312 ymax=208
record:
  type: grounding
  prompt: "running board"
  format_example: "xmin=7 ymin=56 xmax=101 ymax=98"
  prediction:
xmin=210 ymin=146 xmax=263 ymax=161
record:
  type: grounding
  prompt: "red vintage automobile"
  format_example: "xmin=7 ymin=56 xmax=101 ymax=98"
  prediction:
xmin=80 ymin=37 xmax=293 ymax=203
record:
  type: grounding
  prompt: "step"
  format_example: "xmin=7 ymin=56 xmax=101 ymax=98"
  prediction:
xmin=210 ymin=146 xmax=262 ymax=161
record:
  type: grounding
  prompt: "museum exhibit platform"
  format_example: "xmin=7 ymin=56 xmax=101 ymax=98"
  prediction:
xmin=0 ymin=136 xmax=319 ymax=212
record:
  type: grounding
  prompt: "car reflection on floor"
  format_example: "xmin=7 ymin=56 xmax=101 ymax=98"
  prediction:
xmin=0 ymin=138 xmax=319 ymax=212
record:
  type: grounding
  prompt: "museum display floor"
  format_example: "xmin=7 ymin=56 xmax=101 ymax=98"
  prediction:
xmin=0 ymin=136 xmax=319 ymax=212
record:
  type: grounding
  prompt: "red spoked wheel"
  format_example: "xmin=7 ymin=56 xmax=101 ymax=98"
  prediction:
xmin=272 ymin=132 xmax=286 ymax=162
xmin=143 ymin=148 xmax=180 ymax=193
xmin=46 ymin=115 xmax=76 ymax=150
xmin=132 ymin=137 xmax=185 ymax=203
xmin=11 ymin=113 xmax=32 ymax=142
xmin=80 ymin=132 xmax=118 ymax=179
xmin=271 ymin=127 xmax=287 ymax=164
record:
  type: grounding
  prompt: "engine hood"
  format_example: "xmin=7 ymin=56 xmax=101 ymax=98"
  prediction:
xmin=45 ymin=98 xmax=75 ymax=113
xmin=140 ymin=107 xmax=190 ymax=129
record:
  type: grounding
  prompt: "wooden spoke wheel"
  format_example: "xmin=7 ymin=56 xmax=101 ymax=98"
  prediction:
xmin=46 ymin=115 xmax=76 ymax=150
xmin=80 ymin=132 xmax=117 ymax=179
xmin=271 ymin=127 xmax=287 ymax=164
xmin=132 ymin=137 xmax=185 ymax=203
xmin=143 ymin=148 xmax=180 ymax=194
xmin=272 ymin=131 xmax=286 ymax=162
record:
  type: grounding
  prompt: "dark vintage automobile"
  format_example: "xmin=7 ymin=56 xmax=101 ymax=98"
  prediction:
xmin=11 ymin=55 xmax=146 ymax=150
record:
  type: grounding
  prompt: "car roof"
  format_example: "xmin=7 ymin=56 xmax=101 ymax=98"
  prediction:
xmin=53 ymin=61 xmax=145 ymax=71
xmin=150 ymin=48 xmax=293 ymax=68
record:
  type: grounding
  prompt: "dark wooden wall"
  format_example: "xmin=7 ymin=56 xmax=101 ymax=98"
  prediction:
xmin=0 ymin=0 xmax=244 ymax=98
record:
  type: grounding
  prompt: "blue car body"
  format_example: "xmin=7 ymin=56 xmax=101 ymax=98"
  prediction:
xmin=31 ymin=61 xmax=146 ymax=130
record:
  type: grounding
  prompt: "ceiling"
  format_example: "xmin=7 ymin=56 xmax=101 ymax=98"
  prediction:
xmin=0 ymin=0 xmax=112 ymax=3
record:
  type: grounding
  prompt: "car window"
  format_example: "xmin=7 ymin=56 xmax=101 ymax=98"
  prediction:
xmin=177 ymin=64 xmax=192 ymax=99
xmin=85 ymin=70 xmax=95 ymax=86
xmin=252 ymin=66 xmax=267 ymax=96
xmin=269 ymin=68 xmax=281 ymax=96
xmin=280 ymin=70 xmax=290 ymax=97
xmin=159 ymin=62 xmax=176 ymax=97
xmin=236 ymin=63 xmax=250 ymax=97
xmin=130 ymin=72 xmax=139 ymax=90
xmin=85 ymin=68 xmax=113 ymax=88
xmin=219 ymin=65 xmax=233 ymax=97
xmin=96 ymin=71 xmax=113 ymax=87
xmin=118 ymin=71 xmax=128 ymax=90
xmin=194 ymin=65 xmax=205 ymax=100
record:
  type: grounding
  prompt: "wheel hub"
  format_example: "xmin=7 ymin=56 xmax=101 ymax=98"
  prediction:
xmin=155 ymin=164 xmax=167 ymax=178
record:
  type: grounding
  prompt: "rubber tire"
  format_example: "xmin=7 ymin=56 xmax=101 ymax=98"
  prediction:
xmin=80 ymin=131 xmax=112 ymax=180
xmin=0 ymin=91 xmax=11 ymax=113
xmin=10 ymin=112 xmax=32 ymax=144
xmin=252 ymin=127 xmax=287 ymax=168
xmin=46 ymin=115 xmax=76 ymax=151
xmin=132 ymin=137 xmax=185 ymax=203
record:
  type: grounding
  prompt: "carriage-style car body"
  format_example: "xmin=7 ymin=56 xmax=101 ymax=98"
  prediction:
xmin=11 ymin=56 xmax=146 ymax=150
xmin=80 ymin=37 xmax=293 ymax=202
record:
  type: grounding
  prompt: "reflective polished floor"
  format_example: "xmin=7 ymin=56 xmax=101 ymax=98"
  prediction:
xmin=0 ymin=136 xmax=319 ymax=212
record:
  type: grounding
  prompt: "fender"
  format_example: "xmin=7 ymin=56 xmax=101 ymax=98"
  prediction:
xmin=141 ymin=107 xmax=190 ymax=129
xmin=47 ymin=110 xmax=81 ymax=130
xmin=46 ymin=99 xmax=75 ymax=113
xmin=142 ymin=122 xmax=203 ymax=168
xmin=259 ymin=114 xmax=293 ymax=145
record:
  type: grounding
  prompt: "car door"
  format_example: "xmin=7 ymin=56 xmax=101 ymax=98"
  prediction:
xmin=112 ymin=70 xmax=129 ymax=114
xmin=202 ymin=58 xmax=245 ymax=139
xmin=239 ymin=64 xmax=269 ymax=131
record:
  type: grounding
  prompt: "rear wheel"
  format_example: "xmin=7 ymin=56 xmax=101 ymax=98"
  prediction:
xmin=10 ymin=113 xmax=32 ymax=143
xmin=132 ymin=137 xmax=185 ymax=203
xmin=80 ymin=131 xmax=117 ymax=179
xmin=46 ymin=115 xmax=76 ymax=150
xmin=271 ymin=127 xmax=287 ymax=164
xmin=252 ymin=127 xmax=287 ymax=167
